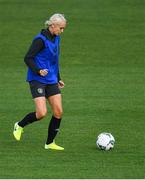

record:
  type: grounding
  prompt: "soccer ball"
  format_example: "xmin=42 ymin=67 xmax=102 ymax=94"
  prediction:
xmin=96 ymin=132 xmax=115 ymax=150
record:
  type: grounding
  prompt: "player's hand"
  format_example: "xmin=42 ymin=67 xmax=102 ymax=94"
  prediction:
xmin=39 ymin=69 xmax=48 ymax=76
xmin=58 ymin=80 xmax=65 ymax=89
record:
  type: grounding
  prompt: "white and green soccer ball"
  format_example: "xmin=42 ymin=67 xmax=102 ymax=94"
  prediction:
xmin=96 ymin=132 xmax=115 ymax=151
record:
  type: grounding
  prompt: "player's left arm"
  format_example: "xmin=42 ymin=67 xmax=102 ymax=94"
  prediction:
xmin=57 ymin=38 xmax=65 ymax=89
xmin=58 ymin=80 xmax=65 ymax=89
xmin=57 ymin=71 xmax=65 ymax=88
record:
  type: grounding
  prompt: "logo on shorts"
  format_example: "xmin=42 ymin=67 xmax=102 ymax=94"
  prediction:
xmin=37 ymin=88 xmax=43 ymax=94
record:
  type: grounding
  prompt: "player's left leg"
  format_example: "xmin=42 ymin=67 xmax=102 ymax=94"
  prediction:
xmin=45 ymin=94 xmax=64 ymax=150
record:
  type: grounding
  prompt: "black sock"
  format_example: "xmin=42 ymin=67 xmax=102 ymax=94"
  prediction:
xmin=18 ymin=112 xmax=38 ymax=127
xmin=46 ymin=116 xmax=61 ymax=144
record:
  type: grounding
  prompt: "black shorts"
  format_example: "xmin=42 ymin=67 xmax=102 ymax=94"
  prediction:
xmin=29 ymin=80 xmax=61 ymax=99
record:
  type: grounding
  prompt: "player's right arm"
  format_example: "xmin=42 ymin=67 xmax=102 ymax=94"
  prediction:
xmin=24 ymin=38 xmax=47 ymax=76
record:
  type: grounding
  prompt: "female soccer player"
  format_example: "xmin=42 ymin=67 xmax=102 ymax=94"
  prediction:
xmin=13 ymin=13 xmax=67 ymax=150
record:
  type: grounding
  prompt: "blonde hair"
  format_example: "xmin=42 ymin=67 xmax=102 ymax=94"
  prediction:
xmin=45 ymin=13 xmax=66 ymax=28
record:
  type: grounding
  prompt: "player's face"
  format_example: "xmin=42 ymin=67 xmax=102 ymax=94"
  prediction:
xmin=51 ymin=21 xmax=66 ymax=35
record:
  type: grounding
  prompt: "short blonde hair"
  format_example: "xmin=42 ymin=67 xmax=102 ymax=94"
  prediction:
xmin=45 ymin=13 xmax=66 ymax=28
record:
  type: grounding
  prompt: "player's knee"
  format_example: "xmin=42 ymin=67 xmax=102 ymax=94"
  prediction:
xmin=36 ymin=110 xmax=47 ymax=120
xmin=54 ymin=109 xmax=63 ymax=119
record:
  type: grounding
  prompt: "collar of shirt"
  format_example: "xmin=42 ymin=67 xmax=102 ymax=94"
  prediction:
xmin=41 ymin=29 xmax=56 ymax=42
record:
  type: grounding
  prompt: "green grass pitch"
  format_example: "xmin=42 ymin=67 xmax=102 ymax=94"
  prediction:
xmin=0 ymin=0 xmax=144 ymax=178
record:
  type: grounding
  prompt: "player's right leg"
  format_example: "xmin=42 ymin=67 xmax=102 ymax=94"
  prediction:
xmin=13 ymin=81 xmax=47 ymax=141
xmin=13 ymin=97 xmax=47 ymax=141
xmin=13 ymin=122 xmax=24 ymax=141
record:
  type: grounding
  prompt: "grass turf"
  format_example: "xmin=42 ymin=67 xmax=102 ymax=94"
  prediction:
xmin=0 ymin=0 xmax=144 ymax=178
